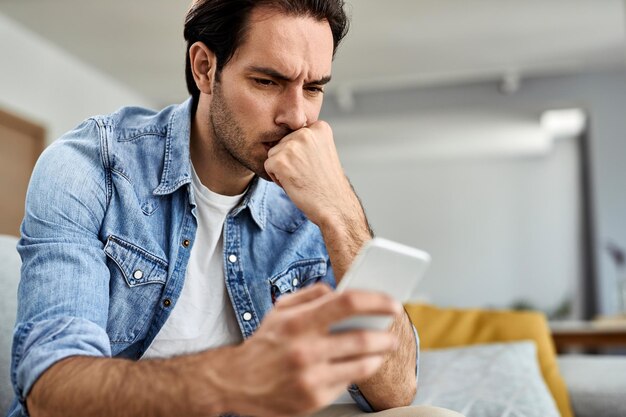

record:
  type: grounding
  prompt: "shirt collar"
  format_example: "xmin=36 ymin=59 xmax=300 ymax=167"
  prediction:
xmin=231 ymin=176 xmax=268 ymax=230
xmin=152 ymin=97 xmax=268 ymax=230
xmin=153 ymin=98 xmax=193 ymax=196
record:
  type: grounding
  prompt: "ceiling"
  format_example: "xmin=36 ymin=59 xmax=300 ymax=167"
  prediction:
xmin=1 ymin=0 xmax=624 ymax=107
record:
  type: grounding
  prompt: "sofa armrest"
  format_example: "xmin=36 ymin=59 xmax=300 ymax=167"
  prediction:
xmin=558 ymin=354 xmax=626 ymax=417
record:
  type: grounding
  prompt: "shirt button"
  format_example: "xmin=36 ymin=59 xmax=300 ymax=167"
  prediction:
xmin=228 ymin=254 xmax=238 ymax=263
xmin=182 ymin=239 xmax=190 ymax=248
xmin=163 ymin=298 xmax=172 ymax=308
xmin=133 ymin=270 xmax=143 ymax=279
xmin=292 ymin=278 xmax=299 ymax=287
xmin=242 ymin=312 xmax=252 ymax=321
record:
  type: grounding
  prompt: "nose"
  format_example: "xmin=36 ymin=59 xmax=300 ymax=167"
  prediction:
xmin=274 ymin=87 xmax=308 ymax=131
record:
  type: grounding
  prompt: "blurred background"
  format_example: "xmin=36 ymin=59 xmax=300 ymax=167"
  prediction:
xmin=1 ymin=0 xmax=626 ymax=321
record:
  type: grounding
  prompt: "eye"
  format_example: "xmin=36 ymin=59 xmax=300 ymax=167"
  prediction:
xmin=253 ymin=78 xmax=276 ymax=87
xmin=305 ymin=86 xmax=324 ymax=96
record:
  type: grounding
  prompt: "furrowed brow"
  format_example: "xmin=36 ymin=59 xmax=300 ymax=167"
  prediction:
xmin=247 ymin=66 xmax=332 ymax=85
xmin=248 ymin=66 xmax=291 ymax=82
xmin=308 ymin=75 xmax=332 ymax=86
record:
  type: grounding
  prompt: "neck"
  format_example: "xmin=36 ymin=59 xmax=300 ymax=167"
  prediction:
xmin=190 ymin=102 xmax=254 ymax=196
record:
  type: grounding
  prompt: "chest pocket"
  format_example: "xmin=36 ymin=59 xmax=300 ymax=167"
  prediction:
xmin=104 ymin=236 xmax=168 ymax=346
xmin=268 ymin=259 xmax=327 ymax=303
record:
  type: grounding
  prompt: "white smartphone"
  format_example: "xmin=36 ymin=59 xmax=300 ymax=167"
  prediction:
xmin=330 ymin=237 xmax=431 ymax=332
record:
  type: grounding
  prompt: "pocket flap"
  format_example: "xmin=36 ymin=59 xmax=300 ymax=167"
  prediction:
xmin=269 ymin=258 xmax=327 ymax=294
xmin=104 ymin=236 xmax=168 ymax=287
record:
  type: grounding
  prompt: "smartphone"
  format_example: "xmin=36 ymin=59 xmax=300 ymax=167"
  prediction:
xmin=330 ymin=237 xmax=431 ymax=332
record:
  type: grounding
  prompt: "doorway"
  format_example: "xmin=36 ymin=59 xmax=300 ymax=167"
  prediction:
xmin=0 ymin=108 xmax=45 ymax=237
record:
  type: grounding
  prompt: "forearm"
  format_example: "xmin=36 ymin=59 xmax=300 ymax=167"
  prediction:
xmin=27 ymin=350 xmax=231 ymax=417
xmin=356 ymin=310 xmax=417 ymax=410
xmin=318 ymin=179 xmax=373 ymax=282
xmin=314 ymin=181 xmax=418 ymax=410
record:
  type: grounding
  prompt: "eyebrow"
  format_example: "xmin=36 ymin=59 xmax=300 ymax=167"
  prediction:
xmin=247 ymin=66 xmax=332 ymax=85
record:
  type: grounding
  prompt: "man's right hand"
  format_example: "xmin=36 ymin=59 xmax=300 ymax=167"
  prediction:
xmin=27 ymin=284 xmax=400 ymax=417
xmin=209 ymin=284 xmax=401 ymax=417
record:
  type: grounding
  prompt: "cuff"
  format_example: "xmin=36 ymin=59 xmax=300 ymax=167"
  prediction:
xmin=11 ymin=317 xmax=111 ymax=412
xmin=347 ymin=383 xmax=375 ymax=412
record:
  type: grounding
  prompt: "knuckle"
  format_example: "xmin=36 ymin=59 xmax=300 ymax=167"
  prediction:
xmin=319 ymin=122 xmax=333 ymax=141
xmin=340 ymin=292 xmax=360 ymax=311
xmin=313 ymin=283 xmax=332 ymax=297
xmin=283 ymin=317 xmax=303 ymax=334
xmin=317 ymin=120 xmax=331 ymax=132
xmin=302 ymin=128 xmax=316 ymax=142
xmin=281 ymin=140 xmax=294 ymax=152
xmin=273 ymin=157 xmax=288 ymax=171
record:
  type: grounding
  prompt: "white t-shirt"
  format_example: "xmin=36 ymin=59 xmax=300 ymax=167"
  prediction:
xmin=142 ymin=163 xmax=244 ymax=359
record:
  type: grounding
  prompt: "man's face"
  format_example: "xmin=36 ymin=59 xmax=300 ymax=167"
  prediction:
xmin=207 ymin=7 xmax=334 ymax=181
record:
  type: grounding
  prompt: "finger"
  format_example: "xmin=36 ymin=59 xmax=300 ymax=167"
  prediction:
xmin=274 ymin=283 xmax=333 ymax=309
xmin=305 ymin=120 xmax=332 ymax=141
xmin=321 ymin=354 xmax=386 ymax=387
xmin=264 ymin=158 xmax=284 ymax=187
xmin=267 ymin=129 xmax=300 ymax=158
xmin=268 ymin=170 xmax=283 ymax=188
xmin=304 ymin=290 xmax=402 ymax=330
xmin=322 ymin=330 xmax=398 ymax=362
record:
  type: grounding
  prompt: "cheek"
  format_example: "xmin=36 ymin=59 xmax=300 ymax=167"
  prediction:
xmin=307 ymin=99 xmax=323 ymax=122
xmin=230 ymin=89 xmax=275 ymax=130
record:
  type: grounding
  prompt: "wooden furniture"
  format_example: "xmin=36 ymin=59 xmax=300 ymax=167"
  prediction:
xmin=550 ymin=317 xmax=626 ymax=352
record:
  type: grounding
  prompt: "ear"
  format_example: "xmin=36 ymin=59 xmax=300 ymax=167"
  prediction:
xmin=189 ymin=41 xmax=217 ymax=95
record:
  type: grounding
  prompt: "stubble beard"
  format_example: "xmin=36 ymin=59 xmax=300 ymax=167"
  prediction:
xmin=209 ymin=82 xmax=287 ymax=182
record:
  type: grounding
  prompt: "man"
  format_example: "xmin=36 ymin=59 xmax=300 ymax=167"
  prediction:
xmin=9 ymin=1 xmax=461 ymax=416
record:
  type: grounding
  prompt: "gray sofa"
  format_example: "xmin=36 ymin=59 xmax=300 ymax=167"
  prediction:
xmin=1 ymin=233 xmax=625 ymax=417
xmin=1 ymin=235 xmax=20 ymax=415
xmin=559 ymin=354 xmax=626 ymax=417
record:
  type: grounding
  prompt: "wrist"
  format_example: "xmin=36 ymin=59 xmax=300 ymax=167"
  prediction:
xmin=175 ymin=348 xmax=235 ymax=417
xmin=318 ymin=209 xmax=371 ymax=246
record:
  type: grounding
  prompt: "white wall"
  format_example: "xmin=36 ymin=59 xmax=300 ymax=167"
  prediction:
xmin=328 ymin=115 xmax=580 ymax=314
xmin=323 ymin=70 xmax=626 ymax=316
xmin=352 ymin=141 xmax=580 ymax=311
xmin=0 ymin=12 xmax=155 ymax=144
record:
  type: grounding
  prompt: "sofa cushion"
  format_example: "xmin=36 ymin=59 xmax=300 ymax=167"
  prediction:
xmin=413 ymin=341 xmax=560 ymax=417
xmin=0 ymin=234 xmax=20 ymax=414
xmin=405 ymin=303 xmax=573 ymax=417
xmin=558 ymin=354 xmax=626 ymax=417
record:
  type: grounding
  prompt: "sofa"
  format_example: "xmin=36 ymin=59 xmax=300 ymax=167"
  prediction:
xmin=405 ymin=304 xmax=626 ymax=417
xmin=2 ymin=233 xmax=626 ymax=416
xmin=1 ymin=235 xmax=20 ymax=415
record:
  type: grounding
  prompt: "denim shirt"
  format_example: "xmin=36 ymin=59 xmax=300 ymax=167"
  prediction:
xmin=9 ymin=98 xmax=417 ymax=417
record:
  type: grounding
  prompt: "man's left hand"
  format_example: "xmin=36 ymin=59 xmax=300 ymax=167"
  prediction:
xmin=264 ymin=121 xmax=361 ymax=228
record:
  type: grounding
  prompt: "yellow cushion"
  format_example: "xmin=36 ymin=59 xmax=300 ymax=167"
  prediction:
xmin=404 ymin=303 xmax=573 ymax=417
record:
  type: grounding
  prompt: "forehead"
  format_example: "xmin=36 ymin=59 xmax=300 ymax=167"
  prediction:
xmin=228 ymin=7 xmax=334 ymax=80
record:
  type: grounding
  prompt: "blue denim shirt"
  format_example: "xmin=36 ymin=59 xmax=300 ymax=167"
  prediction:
xmin=9 ymin=99 xmax=417 ymax=417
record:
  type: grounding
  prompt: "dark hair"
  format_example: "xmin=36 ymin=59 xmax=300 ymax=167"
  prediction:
xmin=183 ymin=0 xmax=349 ymax=105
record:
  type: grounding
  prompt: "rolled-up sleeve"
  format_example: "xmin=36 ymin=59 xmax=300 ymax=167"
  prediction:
xmin=11 ymin=119 xmax=112 ymax=408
